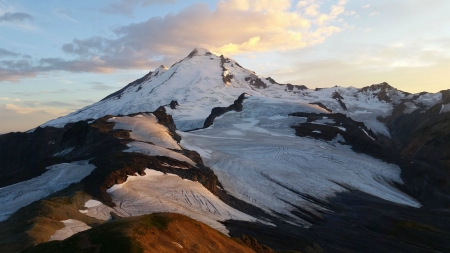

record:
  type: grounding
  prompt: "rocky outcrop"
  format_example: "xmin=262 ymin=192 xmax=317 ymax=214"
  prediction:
xmin=152 ymin=106 xmax=181 ymax=143
xmin=203 ymin=93 xmax=249 ymax=128
xmin=286 ymin=83 xmax=308 ymax=91
xmin=169 ymin=100 xmax=179 ymax=109
xmin=0 ymin=126 xmax=68 ymax=188
xmin=382 ymin=103 xmax=450 ymax=207
xmin=332 ymin=91 xmax=347 ymax=110
xmin=245 ymin=76 xmax=267 ymax=88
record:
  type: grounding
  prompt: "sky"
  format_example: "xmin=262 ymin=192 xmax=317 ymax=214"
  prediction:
xmin=0 ymin=0 xmax=449 ymax=133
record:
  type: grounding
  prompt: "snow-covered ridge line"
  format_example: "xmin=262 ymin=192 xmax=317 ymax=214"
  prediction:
xmin=40 ymin=48 xmax=445 ymax=137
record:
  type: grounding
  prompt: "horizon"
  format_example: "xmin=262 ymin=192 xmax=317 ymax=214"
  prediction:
xmin=1 ymin=0 xmax=449 ymax=133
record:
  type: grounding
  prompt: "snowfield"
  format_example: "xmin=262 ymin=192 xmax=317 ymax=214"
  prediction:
xmin=179 ymin=99 xmax=421 ymax=225
xmin=49 ymin=219 xmax=91 ymax=241
xmin=109 ymin=113 xmax=181 ymax=150
xmin=0 ymin=161 xmax=95 ymax=221
xmin=124 ymin=141 xmax=195 ymax=165
xmin=81 ymin=169 xmax=257 ymax=234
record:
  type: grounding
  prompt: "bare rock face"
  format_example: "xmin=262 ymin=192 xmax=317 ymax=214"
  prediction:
xmin=0 ymin=126 xmax=68 ymax=188
xmin=169 ymin=100 xmax=179 ymax=109
xmin=203 ymin=93 xmax=249 ymax=128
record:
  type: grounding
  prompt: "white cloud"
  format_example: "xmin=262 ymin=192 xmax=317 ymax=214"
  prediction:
xmin=369 ymin=11 xmax=380 ymax=16
xmin=0 ymin=0 xmax=349 ymax=81
xmin=362 ymin=4 xmax=370 ymax=9
xmin=0 ymin=103 xmax=72 ymax=133
xmin=103 ymin=0 xmax=177 ymax=16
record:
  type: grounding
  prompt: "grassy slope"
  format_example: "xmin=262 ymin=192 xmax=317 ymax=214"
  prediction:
xmin=21 ymin=213 xmax=271 ymax=253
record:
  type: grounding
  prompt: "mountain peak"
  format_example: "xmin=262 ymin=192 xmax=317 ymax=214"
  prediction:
xmin=187 ymin=48 xmax=215 ymax=58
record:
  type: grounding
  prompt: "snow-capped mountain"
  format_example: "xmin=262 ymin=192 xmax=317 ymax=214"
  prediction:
xmin=1 ymin=48 xmax=450 ymax=253
xmin=42 ymin=48 xmax=447 ymax=137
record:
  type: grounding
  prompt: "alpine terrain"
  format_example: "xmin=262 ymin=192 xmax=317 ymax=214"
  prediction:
xmin=1 ymin=48 xmax=450 ymax=253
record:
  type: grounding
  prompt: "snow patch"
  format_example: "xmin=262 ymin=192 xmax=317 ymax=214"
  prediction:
xmin=83 ymin=169 xmax=257 ymax=235
xmin=49 ymin=219 xmax=91 ymax=241
xmin=109 ymin=113 xmax=181 ymax=150
xmin=124 ymin=141 xmax=195 ymax=165
xmin=84 ymin=199 xmax=103 ymax=208
xmin=0 ymin=161 xmax=95 ymax=222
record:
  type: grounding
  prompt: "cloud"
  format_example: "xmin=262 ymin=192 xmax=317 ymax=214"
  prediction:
xmin=369 ymin=11 xmax=380 ymax=17
xmin=77 ymin=99 xmax=96 ymax=104
xmin=0 ymin=12 xmax=33 ymax=23
xmin=0 ymin=97 xmax=20 ymax=101
xmin=90 ymin=82 xmax=120 ymax=91
xmin=0 ymin=103 xmax=71 ymax=133
xmin=102 ymin=0 xmax=177 ymax=16
xmin=0 ymin=48 xmax=20 ymax=57
xmin=362 ymin=4 xmax=370 ymax=9
xmin=54 ymin=9 xmax=77 ymax=23
xmin=270 ymin=39 xmax=450 ymax=93
xmin=0 ymin=0 xmax=348 ymax=82
xmin=2 ymin=103 xmax=69 ymax=117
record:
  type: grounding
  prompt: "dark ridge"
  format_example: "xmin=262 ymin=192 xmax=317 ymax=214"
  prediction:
xmin=441 ymin=89 xmax=450 ymax=104
xmin=309 ymin=102 xmax=332 ymax=113
xmin=265 ymin=77 xmax=278 ymax=84
xmin=187 ymin=48 xmax=198 ymax=58
xmin=285 ymin=83 xmax=308 ymax=91
xmin=101 ymin=71 xmax=153 ymax=101
xmin=359 ymin=82 xmax=394 ymax=92
xmin=147 ymin=69 xmax=177 ymax=95
xmin=226 ymin=189 xmax=450 ymax=253
xmin=245 ymin=75 xmax=267 ymax=88
xmin=169 ymin=100 xmax=179 ymax=109
xmin=289 ymin=112 xmax=399 ymax=162
xmin=152 ymin=106 xmax=181 ymax=143
xmin=219 ymin=55 xmax=234 ymax=84
xmin=332 ymin=91 xmax=347 ymax=110
xmin=57 ymin=116 xmax=130 ymax=161
xmin=203 ymin=93 xmax=248 ymax=128
xmin=0 ymin=126 xmax=68 ymax=188
xmin=381 ymin=102 xmax=450 ymax=208
xmin=235 ymin=61 xmax=244 ymax=69
xmin=223 ymin=73 xmax=234 ymax=83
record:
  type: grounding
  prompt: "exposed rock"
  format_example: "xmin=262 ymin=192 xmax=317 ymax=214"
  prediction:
xmin=169 ymin=100 xmax=179 ymax=110
xmin=382 ymin=103 xmax=450 ymax=207
xmin=245 ymin=75 xmax=267 ymax=89
xmin=203 ymin=93 xmax=249 ymax=128
xmin=332 ymin=91 xmax=347 ymax=110
xmin=0 ymin=126 xmax=68 ymax=188
xmin=286 ymin=83 xmax=308 ymax=91
xmin=152 ymin=106 xmax=181 ymax=143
